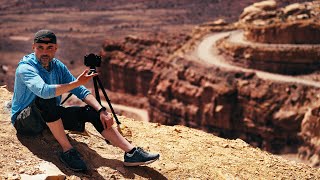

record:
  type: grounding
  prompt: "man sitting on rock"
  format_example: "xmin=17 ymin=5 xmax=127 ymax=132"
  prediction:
xmin=11 ymin=29 xmax=159 ymax=172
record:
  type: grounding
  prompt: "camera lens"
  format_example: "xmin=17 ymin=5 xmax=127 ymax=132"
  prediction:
xmin=84 ymin=53 xmax=101 ymax=67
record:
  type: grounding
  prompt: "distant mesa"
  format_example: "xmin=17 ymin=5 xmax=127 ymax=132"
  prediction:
xmin=216 ymin=0 xmax=320 ymax=75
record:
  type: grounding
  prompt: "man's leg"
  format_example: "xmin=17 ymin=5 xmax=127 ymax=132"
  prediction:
xmin=35 ymin=98 xmax=87 ymax=171
xmin=101 ymin=126 xmax=134 ymax=152
xmin=79 ymin=105 xmax=133 ymax=152
xmin=81 ymin=106 xmax=160 ymax=166
xmin=46 ymin=119 xmax=72 ymax=152
xmin=34 ymin=98 xmax=73 ymax=152
xmin=14 ymin=98 xmax=73 ymax=152
xmin=59 ymin=105 xmax=159 ymax=166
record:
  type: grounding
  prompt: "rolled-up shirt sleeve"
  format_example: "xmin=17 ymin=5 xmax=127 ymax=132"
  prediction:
xmin=17 ymin=64 xmax=56 ymax=99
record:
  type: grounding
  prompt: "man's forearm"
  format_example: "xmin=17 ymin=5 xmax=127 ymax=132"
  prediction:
xmin=83 ymin=94 xmax=104 ymax=111
xmin=55 ymin=80 xmax=82 ymax=96
xmin=55 ymin=69 xmax=97 ymax=97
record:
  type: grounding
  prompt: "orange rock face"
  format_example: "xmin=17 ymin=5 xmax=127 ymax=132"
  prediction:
xmin=240 ymin=1 xmax=320 ymax=44
xmin=216 ymin=1 xmax=320 ymax=75
xmin=98 ymin=1 xmax=320 ymax=167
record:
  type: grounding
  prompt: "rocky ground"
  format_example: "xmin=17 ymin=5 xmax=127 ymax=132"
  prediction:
xmin=1 ymin=86 xmax=320 ymax=179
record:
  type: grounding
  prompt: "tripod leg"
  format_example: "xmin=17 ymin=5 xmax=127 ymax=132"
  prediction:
xmin=93 ymin=76 xmax=101 ymax=104
xmin=96 ymin=76 xmax=121 ymax=125
xmin=61 ymin=93 xmax=73 ymax=105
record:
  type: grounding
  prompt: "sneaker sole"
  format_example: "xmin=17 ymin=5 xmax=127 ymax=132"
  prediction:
xmin=59 ymin=156 xmax=87 ymax=172
xmin=123 ymin=157 xmax=159 ymax=167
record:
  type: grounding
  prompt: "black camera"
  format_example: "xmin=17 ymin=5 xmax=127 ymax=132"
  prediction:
xmin=84 ymin=53 xmax=101 ymax=67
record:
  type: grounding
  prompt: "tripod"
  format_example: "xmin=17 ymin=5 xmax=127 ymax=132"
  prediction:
xmin=61 ymin=66 xmax=121 ymax=126
xmin=89 ymin=66 xmax=121 ymax=126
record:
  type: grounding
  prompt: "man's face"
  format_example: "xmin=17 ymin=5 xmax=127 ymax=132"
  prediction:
xmin=32 ymin=42 xmax=58 ymax=68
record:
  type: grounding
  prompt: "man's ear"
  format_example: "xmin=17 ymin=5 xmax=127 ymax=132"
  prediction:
xmin=32 ymin=43 xmax=35 ymax=50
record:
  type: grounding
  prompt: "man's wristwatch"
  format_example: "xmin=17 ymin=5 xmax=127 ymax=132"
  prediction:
xmin=98 ymin=106 xmax=106 ymax=113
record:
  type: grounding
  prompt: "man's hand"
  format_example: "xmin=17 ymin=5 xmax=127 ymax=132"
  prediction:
xmin=55 ymin=69 xmax=97 ymax=96
xmin=83 ymin=95 xmax=114 ymax=129
xmin=99 ymin=110 xmax=114 ymax=129
xmin=76 ymin=69 xmax=98 ymax=85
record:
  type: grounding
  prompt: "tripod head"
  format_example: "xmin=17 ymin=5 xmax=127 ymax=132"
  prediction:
xmin=84 ymin=53 xmax=101 ymax=75
xmin=89 ymin=66 xmax=97 ymax=75
xmin=84 ymin=53 xmax=101 ymax=68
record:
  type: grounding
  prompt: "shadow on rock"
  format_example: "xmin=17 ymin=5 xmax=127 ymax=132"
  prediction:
xmin=17 ymin=129 xmax=167 ymax=179
xmin=124 ymin=166 xmax=168 ymax=180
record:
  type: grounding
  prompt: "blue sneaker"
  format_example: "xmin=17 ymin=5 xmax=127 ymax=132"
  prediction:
xmin=59 ymin=148 xmax=87 ymax=172
xmin=124 ymin=147 xmax=160 ymax=166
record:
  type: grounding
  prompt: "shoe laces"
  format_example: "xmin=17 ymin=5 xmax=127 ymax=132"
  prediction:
xmin=136 ymin=147 xmax=148 ymax=155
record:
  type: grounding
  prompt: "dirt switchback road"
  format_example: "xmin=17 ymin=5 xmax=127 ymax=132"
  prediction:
xmin=197 ymin=31 xmax=320 ymax=88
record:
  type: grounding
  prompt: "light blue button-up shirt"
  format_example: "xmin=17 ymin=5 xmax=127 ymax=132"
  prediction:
xmin=11 ymin=53 xmax=91 ymax=124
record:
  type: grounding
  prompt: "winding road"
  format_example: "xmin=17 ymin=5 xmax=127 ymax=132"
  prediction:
xmin=99 ymin=30 xmax=320 ymax=122
xmin=196 ymin=30 xmax=320 ymax=88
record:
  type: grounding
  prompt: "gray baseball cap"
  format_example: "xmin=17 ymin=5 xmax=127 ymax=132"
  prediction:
xmin=34 ymin=29 xmax=57 ymax=44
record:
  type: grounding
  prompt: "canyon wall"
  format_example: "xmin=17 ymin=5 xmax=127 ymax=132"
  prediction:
xmin=99 ymin=0 xmax=320 ymax=166
xmin=100 ymin=33 xmax=320 ymax=156
xmin=100 ymin=34 xmax=190 ymax=97
xmin=244 ymin=21 xmax=320 ymax=44
xmin=148 ymin=57 xmax=320 ymax=153
xmin=215 ymin=35 xmax=320 ymax=74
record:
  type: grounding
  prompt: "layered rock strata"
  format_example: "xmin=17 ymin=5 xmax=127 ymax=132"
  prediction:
xmin=240 ymin=1 xmax=320 ymax=44
xmin=99 ymin=1 xmax=320 ymax=167
xmin=100 ymin=34 xmax=190 ymax=98
xmin=100 ymin=32 xmax=320 ymax=157
xmin=216 ymin=1 xmax=320 ymax=75
xmin=216 ymin=32 xmax=320 ymax=74
xmin=148 ymin=57 xmax=320 ymax=154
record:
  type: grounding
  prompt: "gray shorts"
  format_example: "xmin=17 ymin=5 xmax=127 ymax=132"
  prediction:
xmin=14 ymin=99 xmax=47 ymax=135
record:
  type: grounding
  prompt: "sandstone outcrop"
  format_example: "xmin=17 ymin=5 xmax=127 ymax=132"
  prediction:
xmin=99 ymin=30 xmax=320 ymax=155
xmin=240 ymin=1 xmax=320 ymax=44
xmin=216 ymin=1 xmax=320 ymax=75
xmin=299 ymin=105 xmax=320 ymax=167
xmin=100 ymin=34 xmax=190 ymax=98
xmin=99 ymin=1 xmax=320 ymax=167
xmin=215 ymin=32 xmax=320 ymax=74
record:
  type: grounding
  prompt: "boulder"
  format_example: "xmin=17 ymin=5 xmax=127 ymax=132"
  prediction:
xmin=299 ymin=107 xmax=320 ymax=167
